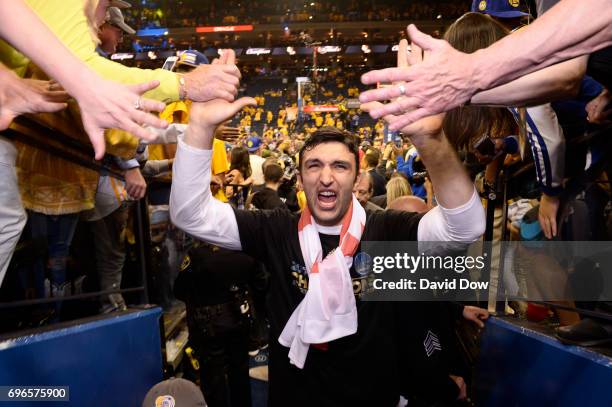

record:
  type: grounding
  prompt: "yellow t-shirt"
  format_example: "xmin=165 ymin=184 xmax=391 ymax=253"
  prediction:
xmin=148 ymin=100 xmax=191 ymax=161
xmin=212 ymin=139 xmax=229 ymax=202
xmin=212 ymin=138 xmax=230 ymax=176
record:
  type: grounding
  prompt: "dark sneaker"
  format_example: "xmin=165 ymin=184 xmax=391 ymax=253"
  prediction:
xmin=555 ymin=318 xmax=612 ymax=347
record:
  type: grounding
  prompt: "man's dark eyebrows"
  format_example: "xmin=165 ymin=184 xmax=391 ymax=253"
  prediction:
xmin=304 ymin=157 xmax=323 ymax=166
xmin=304 ymin=157 xmax=352 ymax=167
xmin=332 ymin=159 xmax=352 ymax=167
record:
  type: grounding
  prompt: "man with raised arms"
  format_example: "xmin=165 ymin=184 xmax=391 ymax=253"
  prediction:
xmin=170 ymin=49 xmax=485 ymax=406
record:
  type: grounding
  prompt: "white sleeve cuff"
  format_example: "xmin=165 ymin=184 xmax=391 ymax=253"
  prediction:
xmin=418 ymin=188 xmax=485 ymax=242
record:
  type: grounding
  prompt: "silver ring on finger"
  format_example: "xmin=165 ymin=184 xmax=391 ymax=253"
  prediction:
xmin=134 ymin=97 xmax=142 ymax=110
xmin=398 ymin=84 xmax=406 ymax=96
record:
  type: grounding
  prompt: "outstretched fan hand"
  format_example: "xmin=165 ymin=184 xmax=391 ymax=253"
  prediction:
xmin=360 ymin=38 xmax=444 ymax=140
xmin=78 ymin=79 xmax=169 ymax=160
xmin=360 ymin=24 xmax=474 ymax=129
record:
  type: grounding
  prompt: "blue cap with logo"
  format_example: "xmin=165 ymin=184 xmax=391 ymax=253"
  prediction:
xmin=471 ymin=0 xmax=528 ymax=18
xmin=177 ymin=50 xmax=209 ymax=67
xmin=246 ymin=137 xmax=262 ymax=153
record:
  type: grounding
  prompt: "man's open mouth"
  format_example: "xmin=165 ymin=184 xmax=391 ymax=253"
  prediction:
xmin=317 ymin=190 xmax=337 ymax=209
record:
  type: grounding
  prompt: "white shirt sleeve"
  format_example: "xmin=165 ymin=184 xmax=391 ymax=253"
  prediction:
xmin=143 ymin=123 xmax=186 ymax=144
xmin=169 ymin=137 xmax=242 ymax=250
xmin=417 ymin=188 xmax=485 ymax=242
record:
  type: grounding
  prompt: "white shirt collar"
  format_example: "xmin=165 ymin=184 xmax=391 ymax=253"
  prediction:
xmin=315 ymin=224 xmax=342 ymax=235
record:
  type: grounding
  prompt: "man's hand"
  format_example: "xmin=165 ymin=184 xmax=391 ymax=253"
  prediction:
xmin=185 ymin=50 xmax=255 ymax=150
xmin=361 ymin=102 xmax=444 ymax=147
xmin=189 ymin=98 xmax=256 ymax=138
xmin=74 ymin=77 xmax=169 ymax=160
xmin=359 ymin=25 xmax=478 ymax=130
xmin=586 ymin=88 xmax=612 ymax=124
xmin=538 ymin=193 xmax=560 ymax=239
xmin=0 ymin=65 xmax=69 ymax=130
xmin=361 ymin=39 xmax=445 ymax=146
xmin=125 ymin=167 xmax=147 ymax=200
xmin=462 ymin=305 xmax=489 ymax=328
xmin=449 ymin=375 xmax=467 ymax=400
xmin=182 ymin=50 xmax=241 ymax=103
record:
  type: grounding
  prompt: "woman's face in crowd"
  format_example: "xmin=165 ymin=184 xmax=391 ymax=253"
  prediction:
xmin=299 ymin=142 xmax=357 ymax=226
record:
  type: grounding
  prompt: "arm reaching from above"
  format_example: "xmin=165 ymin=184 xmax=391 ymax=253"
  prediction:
xmin=360 ymin=0 xmax=612 ymax=128
xmin=0 ymin=0 xmax=169 ymax=159
xmin=0 ymin=1 xmax=241 ymax=159
xmin=470 ymin=56 xmax=587 ymax=107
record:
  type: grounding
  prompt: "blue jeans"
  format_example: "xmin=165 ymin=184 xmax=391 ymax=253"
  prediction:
xmin=28 ymin=211 xmax=79 ymax=296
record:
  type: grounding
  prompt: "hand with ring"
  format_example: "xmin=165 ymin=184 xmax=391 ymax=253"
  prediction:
xmin=360 ymin=38 xmax=445 ymax=143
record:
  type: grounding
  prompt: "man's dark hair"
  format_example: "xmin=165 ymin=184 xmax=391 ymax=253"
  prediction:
xmin=298 ymin=127 xmax=360 ymax=176
xmin=264 ymin=163 xmax=283 ymax=184
xmin=364 ymin=148 xmax=380 ymax=168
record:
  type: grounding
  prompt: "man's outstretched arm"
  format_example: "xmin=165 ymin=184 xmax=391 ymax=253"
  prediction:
xmin=362 ymin=110 xmax=485 ymax=242
xmin=362 ymin=41 xmax=485 ymax=242
xmin=402 ymin=114 xmax=485 ymax=242
xmin=170 ymin=134 xmax=242 ymax=250
xmin=170 ymin=51 xmax=256 ymax=249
